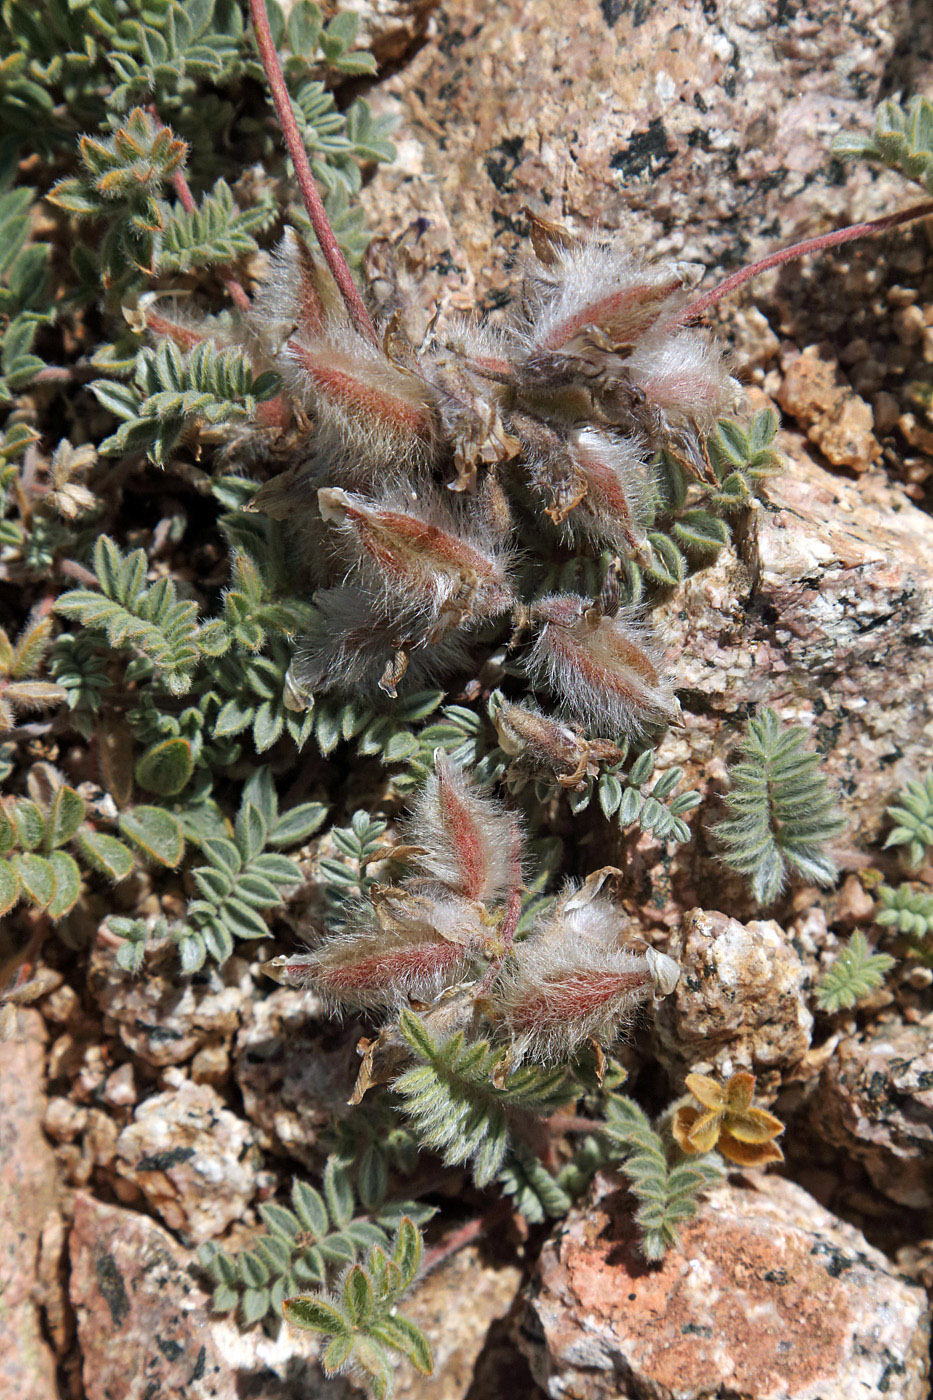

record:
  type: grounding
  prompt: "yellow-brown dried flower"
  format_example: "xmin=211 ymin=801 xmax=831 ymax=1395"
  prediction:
xmin=672 ymin=1071 xmax=785 ymax=1167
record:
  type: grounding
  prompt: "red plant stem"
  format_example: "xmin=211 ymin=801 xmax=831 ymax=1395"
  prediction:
xmin=681 ymin=198 xmax=933 ymax=322
xmin=247 ymin=0 xmax=377 ymax=344
xmin=146 ymin=104 xmax=253 ymax=313
xmin=421 ymin=1202 xmax=513 ymax=1275
xmin=547 ymin=1113 xmax=604 ymax=1134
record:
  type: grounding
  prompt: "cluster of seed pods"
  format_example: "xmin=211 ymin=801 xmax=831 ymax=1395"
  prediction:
xmin=268 ymin=756 xmax=680 ymax=1074
xmin=148 ymin=210 xmax=740 ymax=749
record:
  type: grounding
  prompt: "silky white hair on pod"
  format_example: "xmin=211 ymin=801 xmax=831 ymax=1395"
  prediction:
xmin=517 ymin=238 xmax=702 ymax=357
xmin=488 ymin=888 xmax=680 ymax=1063
xmin=405 ymin=755 xmax=521 ymax=907
xmin=316 ymin=486 xmax=516 ymax=631
xmin=526 ymin=593 xmax=680 ymax=739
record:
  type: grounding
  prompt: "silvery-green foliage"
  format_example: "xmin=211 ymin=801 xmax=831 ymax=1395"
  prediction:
xmin=283 ymin=1216 xmax=431 ymax=1400
xmin=834 ymin=96 xmax=933 ymax=195
xmin=0 ymin=187 xmax=51 ymax=402
xmin=883 ymin=773 xmax=933 ymax=869
xmin=108 ymin=767 xmax=324 ymax=971
xmin=318 ymin=809 xmax=392 ymax=911
xmin=198 ymin=1159 xmax=433 ymax=1332
xmin=392 ymin=1009 xmax=576 ymax=1188
xmin=91 ymin=341 xmax=282 ymax=464
xmin=599 ymin=1093 xmax=723 ymax=1261
xmin=815 ymin=930 xmax=896 ymax=1012
xmin=713 ymin=708 xmax=845 ymax=904
xmin=56 ymin=536 xmax=224 ymax=696
xmin=875 ymin=882 xmax=933 ymax=946
xmin=498 ymin=1140 xmax=573 ymax=1223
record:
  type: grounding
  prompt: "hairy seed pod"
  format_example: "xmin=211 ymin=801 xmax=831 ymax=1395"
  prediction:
xmin=406 ymin=754 xmax=522 ymax=908
xmin=288 ymin=586 xmax=475 ymax=700
xmin=521 ymin=418 xmax=652 ymax=555
xmin=626 ymin=329 xmax=739 ymax=430
xmin=278 ymin=327 xmax=439 ymax=468
xmin=317 ymin=488 xmax=515 ymax=638
xmin=249 ymin=228 xmax=344 ymax=344
xmin=491 ymin=696 xmax=626 ymax=787
xmin=267 ymin=927 xmax=472 ymax=1011
xmin=519 ymin=238 xmax=703 ymax=357
xmin=486 ymin=886 xmax=680 ymax=1062
xmin=136 ymin=298 xmax=224 ymax=352
xmin=527 ymin=593 xmax=679 ymax=738
xmin=246 ymin=234 xmax=442 ymax=472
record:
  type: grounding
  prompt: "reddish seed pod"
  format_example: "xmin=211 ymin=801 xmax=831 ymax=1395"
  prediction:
xmin=564 ymin=427 xmax=652 ymax=554
xmin=519 ymin=239 xmax=702 ymax=357
xmin=527 ymin=593 xmax=679 ymax=739
xmin=249 ymin=228 xmax=344 ymax=343
xmin=134 ymin=295 xmax=234 ymax=353
xmin=317 ymin=487 xmax=515 ymax=638
xmin=267 ymin=927 xmax=473 ymax=1011
xmin=626 ymin=329 xmax=738 ymax=429
xmin=521 ymin=422 xmax=652 ymax=555
xmin=406 ymin=754 xmax=522 ymax=908
xmin=487 ymin=885 xmax=680 ymax=1063
xmin=491 ymin=695 xmax=626 ymax=788
xmin=278 ymin=328 xmax=439 ymax=470
xmin=288 ymin=585 xmax=475 ymax=700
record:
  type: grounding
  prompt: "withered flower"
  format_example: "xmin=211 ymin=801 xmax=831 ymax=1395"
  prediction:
xmin=672 ymin=1071 xmax=785 ymax=1166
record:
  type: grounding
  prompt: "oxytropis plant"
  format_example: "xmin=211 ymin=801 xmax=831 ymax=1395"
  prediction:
xmin=4 ymin=3 xmax=933 ymax=1394
xmin=270 ymin=754 xmax=680 ymax=1093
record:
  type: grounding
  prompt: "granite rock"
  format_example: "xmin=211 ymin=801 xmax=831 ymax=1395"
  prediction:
xmin=520 ymin=1170 xmax=930 ymax=1400
xmin=361 ymin=0 xmax=933 ymax=302
xmin=815 ymin=1018 xmax=933 ymax=1210
xmin=652 ymin=441 xmax=933 ymax=864
xmin=89 ymin=942 xmax=249 ymax=1068
xmin=234 ymin=986 xmax=358 ymax=1169
xmin=0 ymin=1008 xmax=60 ymax=1400
xmin=653 ymin=908 xmax=813 ymax=1096
xmin=114 ymin=1079 xmax=260 ymax=1243
xmin=69 ymin=1194 xmax=351 ymax=1399
xmin=69 ymin=1193 xmax=232 ymax=1400
xmin=776 ymin=348 xmax=881 ymax=473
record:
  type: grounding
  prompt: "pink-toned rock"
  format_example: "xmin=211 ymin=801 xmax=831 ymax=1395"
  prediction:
xmin=114 ymin=1079 xmax=260 ymax=1243
xmin=654 ymin=444 xmax=933 ymax=858
xmin=815 ymin=1018 xmax=933 ymax=1209
xmin=653 ymin=908 xmax=813 ymax=1096
xmin=69 ymin=1193 xmax=231 ymax=1400
xmin=69 ymin=1196 xmax=345 ymax=1400
xmin=0 ymin=1008 xmax=60 ymax=1400
xmin=394 ymin=1244 xmax=523 ymax=1399
xmin=777 ymin=349 xmax=881 ymax=472
xmin=521 ymin=1171 xmax=930 ymax=1400
xmin=362 ymin=0 xmax=933 ymax=301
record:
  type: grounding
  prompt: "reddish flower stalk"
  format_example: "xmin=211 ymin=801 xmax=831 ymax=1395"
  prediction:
xmin=681 ymin=198 xmax=933 ymax=323
xmin=147 ymin=105 xmax=252 ymax=313
xmin=247 ymin=0 xmax=376 ymax=344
